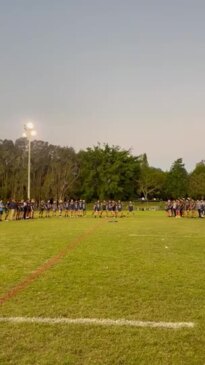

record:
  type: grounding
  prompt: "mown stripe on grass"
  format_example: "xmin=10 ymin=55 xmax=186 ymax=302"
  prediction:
xmin=0 ymin=222 xmax=104 ymax=306
xmin=128 ymin=234 xmax=193 ymax=238
xmin=0 ymin=316 xmax=195 ymax=329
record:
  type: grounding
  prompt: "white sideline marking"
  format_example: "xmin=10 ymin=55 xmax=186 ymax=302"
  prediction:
xmin=0 ymin=317 xmax=194 ymax=329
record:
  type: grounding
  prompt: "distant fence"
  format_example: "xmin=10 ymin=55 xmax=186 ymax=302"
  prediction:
xmin=134 ymin=201 xmax=164 ymax=211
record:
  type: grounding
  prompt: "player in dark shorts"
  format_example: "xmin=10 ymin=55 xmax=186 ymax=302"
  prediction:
xmin=116 ymin=200 xmax=123 ymax=218
xmin=107 ymin=200 xmax=113 ymax=218
xmin=175 ymin=200 xmax=181 ymax=218
xmin=52 ymin=201 xmax=57 ymax=216
xmin=93 ymin=200 xmax=101 ymax=217
xmin=165 ymin=200 xmax=172 ymax=217
xmin=30 ymin=200 xmax=35 ymax=219
xmin=64 ymin=200 xmax=69 ymax=217
xmin=101 ymin=200 xmax=107 ymax=217
xmin=4 ymin=201 xmax=10 ymax=221
xmin=27 ymin=200 xmax=33 ymax=219
xmin=200 ymin=200 xmax=205 ymax=217
xmin=111 ymin=200 xmax=117 ymax=218
xmin=23 ymin=200 xmax=29 ymax=219
xmin=45 ymin=200 xmax=51 ymax=218
xmin=0 ymin=200 xmax=4 ymax=221
xmin=74 ymin=200 xmax=79 ymax=217
xmin=171 ymin=200 xmax=176 ymax=217
xmin=58 ymin=200 xmax=64 ymax=217
xmin=190 ymin=199 xmax=196 ymax=218
xmin=127 ymin=201 xmax=134 ymax=216
xmin=82 ymin=200 xmax=86 ymax=216
xmin=196 ymin=200 xmax=203 ymax=218
xmin=16 ymin=201 xmax=22 ymax=220
xmin=78 ymin=200 xmax=83 ymax=217
xmin=39 ymin=200 xmax=45 ymax=218
xmin=180 ymin=199 xmax=185 ymax=217
xmin=69 ymin=199 xmax=75 ymax=218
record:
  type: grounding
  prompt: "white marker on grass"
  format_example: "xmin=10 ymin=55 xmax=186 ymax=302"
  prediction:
xmin=0 ymin=317 xmax=195 ymax=329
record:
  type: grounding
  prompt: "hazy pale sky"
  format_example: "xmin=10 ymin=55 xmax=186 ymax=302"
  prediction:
xmin=0 ymin=0 xmax=204 ymax=171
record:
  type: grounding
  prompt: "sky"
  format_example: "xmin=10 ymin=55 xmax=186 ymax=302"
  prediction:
xmin=0 ymin=0 xmax=205 ymax=171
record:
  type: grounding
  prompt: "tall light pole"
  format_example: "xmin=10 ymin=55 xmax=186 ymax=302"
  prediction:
xmin=23 ymin=122 xmax=37 ymax=200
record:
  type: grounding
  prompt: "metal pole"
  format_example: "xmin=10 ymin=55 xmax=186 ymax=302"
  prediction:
xmin=28 ymin=136 xmax=31 ymax=200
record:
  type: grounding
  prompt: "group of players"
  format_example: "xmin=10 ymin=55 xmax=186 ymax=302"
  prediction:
xmin=1 ymin=197 xmax=205 ymax=221
xmin=92 ymin=200 xmax=134 ymax=217
xmin=165 ymin=199 xmax=205 ymax=218
xmin=39 ymin=199 xmax=87 ymax=218
xmin=0 ymin=198 xmax=135 ymax=221
xmin=0 ymin=199 xmax=87 ymax=221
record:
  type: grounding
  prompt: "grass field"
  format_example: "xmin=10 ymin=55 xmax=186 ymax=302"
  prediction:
xmin=1 ymin=212 xmax=205 ymax=364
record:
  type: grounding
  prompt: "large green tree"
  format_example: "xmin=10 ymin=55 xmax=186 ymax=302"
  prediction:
xmin=1 ymin=138 xmax=204 ymax=202
xmin=188 ymin=161 xmax=205 ymax=199
xmin=137 ymin=154 xmax=166 ymax=200
xmin=43 ymin=145 xmax=80 ymax=201
xmin=165 ymin=158 xmax=188 ymax=199
xmin=0 ymin=139 xmax=28 ymax=199
xmin=78 ymin=144 xmax=140 ymax=200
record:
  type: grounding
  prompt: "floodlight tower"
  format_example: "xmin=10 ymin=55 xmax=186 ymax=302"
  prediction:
xmin=23 ymin=122 xmax=37 ymax=200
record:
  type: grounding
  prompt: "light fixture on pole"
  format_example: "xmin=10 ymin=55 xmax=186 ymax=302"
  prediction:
xmin=23 ymin=122 xmax=37 ymax=200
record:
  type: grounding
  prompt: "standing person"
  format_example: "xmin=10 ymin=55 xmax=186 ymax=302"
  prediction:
xmin=127 ymin=201 xmax=134 ymax=216
xmin=78 ymin=200 xmax=83 ymax=217
xmin=4 ymin=201 xmax=10 ymax=221
xmin=9 ymin=199 xmax=17 ymax=220
xmin=201 ymin=200 xmax=205 ymax=217
xmin=39 ymin=200 xmax=45 ymax=218
xmin=52 ymin=201 xmax=57 ymax=216
xmin=45 ymin=200 xmax=51 ymax=218
xmin=23 ymin=200 xmax=28 ymax=220
xmin=111 ymin=200 xmax=117 ymax=218
xmin=116 ymin=200 xmax=123 ymax=218
xmin=30 ymin=199 xmax=35 ymax=219
xmin=0 ymin=200 xmax=4 ymax=221
xmin=82 ymin=200 xmax=86 ymax=216
xmin=93 ymin=200 xmax=101 ymax=217
xmin=172 ymin=200 xmax=177 ymax=217
xmin=27 ymin=200 xmax=32 ymax=219
xmin=180 ymin=199 xmax=185 ymax=217
xmin=64 ymin=200 xmax=69 ymax=217
xmin=58 ymin=200 xmax=64 ymax=217
xmin=184 ymin=199 xmax=189 ymax=217
xmin=196 ymin=200 xmax=202 ymax=218
xmin=175 ymin=200 xmax=181 ymax=218
xmin=165 ymin=200 xmax=172 ymax=217
xmin=101 ymin=200 xmax=107 ymax=217
xmin=16 ymin=201 xmax=21 ymax=220
xmin=107 ymin=200 xmax=113 ymax=218
xmin=74 ymin=200 xmax=79 ymax=217
xmin=69 ymin=199 xmax=75 ymax=218
xmin=190 ymin=199 xmax=196 ymax=218
xmin=185 ymin=199 xmax=191 ymax=218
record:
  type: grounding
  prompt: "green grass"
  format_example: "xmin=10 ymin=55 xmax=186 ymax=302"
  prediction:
xmin=1 ymin=212 xmax=205 ymax=364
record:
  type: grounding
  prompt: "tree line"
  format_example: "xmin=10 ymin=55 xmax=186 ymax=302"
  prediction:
xmin=0 ymin=138 xmax=205 ymax=201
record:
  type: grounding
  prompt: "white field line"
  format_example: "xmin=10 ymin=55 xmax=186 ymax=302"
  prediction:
xmin=0 ymin=317 xmax=194 ymax=329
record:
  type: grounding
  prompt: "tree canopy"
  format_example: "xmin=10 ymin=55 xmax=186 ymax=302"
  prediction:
xmin=0 ymin=138 xmax=204 ymax=201
xmin=165 ymin=158 xmax=189 ymax=199
xmin=188 ymin=161 xmax=205 ymax=199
